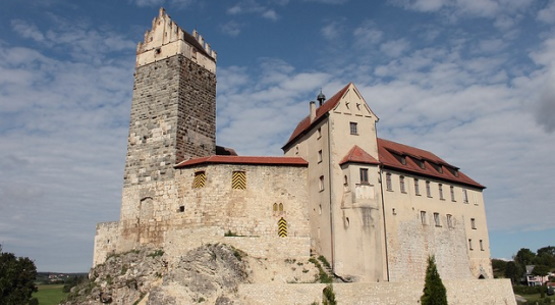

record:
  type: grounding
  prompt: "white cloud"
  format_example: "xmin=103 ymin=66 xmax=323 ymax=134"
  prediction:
xmin=11 ymin=20 xmax=45 ymax=42
xmin=303 ymin=0 xmax=349 ymax=3
xmin=538 ymin=1 xmax=555 ymax=24
xmin=380 ymin=38 xmax=410 ymax=57
xmin=227 ymin=0 xmax=280 ymax=20
xmin=221 ymin=21 xmax=242 ymax=36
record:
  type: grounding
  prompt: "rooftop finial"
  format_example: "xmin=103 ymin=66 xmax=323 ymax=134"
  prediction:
xmin=317 ymin=89 xmax=326 ymax=106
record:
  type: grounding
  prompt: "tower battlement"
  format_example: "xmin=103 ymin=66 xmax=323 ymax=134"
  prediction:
xmin=136 ymin=8 xmax=216 ymax=72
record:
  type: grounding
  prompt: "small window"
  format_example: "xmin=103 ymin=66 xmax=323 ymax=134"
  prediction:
xmin=400 ymin=176 xmax=406 ymax=193
xmin=471 ymin=218 xmax=476 ymax=230
xmin=232 ymin=171 xmax=247 ymax=189
xmin=420 ymin=211 xmax=427 ymax=225
xmin=360 ymin=168 xmax=369 ymax=184
xmin=463 ymin=189 xmax=469 ymax=203
xmin=434 ymin=212 xmax=441 ymax=227
xmin=426 ymin=181 xmax=431 ymax=197
xmin=350 ymin=122 xmax=358 ymax=135
xmin=414 ymin=178 xmax=420 ymax=196
xmin=318 ymin=150 xmax=323 ymax=163
xmin=344 ymin=175 xmax=348 ymax=186
xmin=439 ymin=184 xmax=444 ymax=200
xmin=446 ymin=214 xmax=453 ymax=228
xmin=179 ymin=205 xmax=185 ymax=213
xmin=319 ymin=175 xmax=325 ymax=191
xmin=386 ymin=173 xmax=392 ymax=191
xmin=192 ymin=171 xmax=206 ymax=188
xmin=469 ymin=239 xmax=473 ymax=251
xmin=450 ymin=185 xmax=455 ymax=202
xmin=317 ymin=127 xmax=322 ymax=139
xmin=480 ymin=240 xmax=484 ymax=251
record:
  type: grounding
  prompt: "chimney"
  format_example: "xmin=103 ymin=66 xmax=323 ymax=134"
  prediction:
xmin=310 ymin=101 xmax=316 ymax=122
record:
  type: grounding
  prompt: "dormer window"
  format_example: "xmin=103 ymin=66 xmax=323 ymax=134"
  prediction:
xmin=430 ymin=162 xmax=443 ymax=173
xmin=447 ymin=166 xmax=459 ymax=177
xmin=392 ymin=152 xmax=406 ymax=165
xmin=413 ymin=158 xmax=425 ymax=169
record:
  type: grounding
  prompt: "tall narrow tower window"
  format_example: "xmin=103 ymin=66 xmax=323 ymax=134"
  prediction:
xmin=319 ymin=175 xmax=325 ymax=191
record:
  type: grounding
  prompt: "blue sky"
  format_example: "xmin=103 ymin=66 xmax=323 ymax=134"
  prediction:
xmin=0 ymin=0 xmax=554 ymax=272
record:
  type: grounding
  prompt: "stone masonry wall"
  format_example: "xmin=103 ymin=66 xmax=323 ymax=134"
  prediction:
xmin=238 ymin=279 xmax=516 ymax=305
xmin=123 ymin=54 xmax=215 ymax=187
xmin=109 ymin=163 xmax=310 ymax=259
xmin=93 ymin=221 xmax=120 ymax=266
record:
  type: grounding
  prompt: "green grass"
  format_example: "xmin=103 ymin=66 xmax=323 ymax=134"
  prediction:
xmin=34 ymin=284 xmax=68 ymax=305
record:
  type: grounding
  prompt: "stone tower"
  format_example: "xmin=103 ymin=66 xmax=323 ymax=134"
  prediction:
xmin=123 ymin=8 xmax=217 ymax=186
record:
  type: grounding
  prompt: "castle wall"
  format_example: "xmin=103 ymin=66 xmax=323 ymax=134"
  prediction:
xmin=93 ymin=221 xmax=120 ymax=266
xmin=238 ymin=279 xmax=516 ymax=305
xmin=100 ymin=163 xmax=310 ymax=264
xmin=382 ymin=169 xmax=492 ymax=281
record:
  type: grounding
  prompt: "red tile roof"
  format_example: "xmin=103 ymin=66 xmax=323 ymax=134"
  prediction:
xmin=340 ymin=145 xmax=380 ymax=165
xmin=378 ymin=138 xmax=484 ymax=189
xmin=283 ymin=83 xmax=352 ymax=149
xmin=175 ymin=155 xmax=308 ymax=168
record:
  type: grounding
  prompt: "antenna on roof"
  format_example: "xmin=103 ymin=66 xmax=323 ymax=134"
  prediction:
xmin=317 ymin=88 xmax=326 ymax=106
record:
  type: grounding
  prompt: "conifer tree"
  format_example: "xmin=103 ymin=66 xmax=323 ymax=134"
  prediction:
xmin=421 ymin=255 xmax=448 ymax=305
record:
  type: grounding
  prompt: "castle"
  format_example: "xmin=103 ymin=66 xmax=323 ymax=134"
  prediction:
xmin=93 ymin=8 xmax=493 ymax=284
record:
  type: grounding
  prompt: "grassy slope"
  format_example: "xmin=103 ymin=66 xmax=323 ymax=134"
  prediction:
xmin=34 ymin=285 xmax=68 ymax=305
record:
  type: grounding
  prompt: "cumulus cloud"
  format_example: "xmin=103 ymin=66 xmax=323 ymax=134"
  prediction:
xmin=227 ymin=0 xmax=280 ymax=21
xmin=221 ymin=21 xmax=242 ymax=36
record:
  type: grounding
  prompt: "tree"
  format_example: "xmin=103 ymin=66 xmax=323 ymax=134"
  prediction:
xmin=514 ymin=248 xmax=536 ymax=266
xmin=421 ymin=256 xmax=448 ymax=305
xmin=504 ymin=261 xmax=524 ymax=284
xmin=0 ymin=246 xmax=38 ymax=305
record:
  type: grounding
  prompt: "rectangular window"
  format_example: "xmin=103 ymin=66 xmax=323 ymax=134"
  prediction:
xmin=192 ymin=171 xmax=206 ymax=188
xmin=434 ymin=212 xmax=441 ymax=227
xmin=360 ymin=168 xmax=369 ymax=184
xmin=232 ymin=171 xmax=247 ymax=190
xmin=420 ymin=211 xmax=427 ymax=225
xmin=386 ymin=173 xmax=392 ymax=191
xmin=414 ymin=178 xmax=420 ymax=196
xmin=317 ymin=127 xmax=322 ymax=139
xmin=463 ymin=189 xmax=469 ymax=203
xmin=471 ymin=218 xmax=476 ymax=230
xmin=439 ymin=184 xmax=444 ymax=200
xmin=400 ymin=176 xmax=406 ymax=193
xmin=480 ymin=240 xmax=484 ymax=251
xmin=426 ymin=181 xmax=431 ymax=197
xmin=446 ymin=214 xmax=453 ymax=228
xmin=469 ymin=239 xmax=473 ymax=251
xmin=318 ymin=150 xmax=323 ymax=163
xmin=349 ymin=122 xmax=358 ymax=135
xmin=450 ymin=185 xmax=455 ymax=202
xmin=319 ymin=175 xmax=325 ymax=191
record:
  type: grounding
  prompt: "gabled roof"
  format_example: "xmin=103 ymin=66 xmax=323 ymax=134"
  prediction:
xmin=283 ymin=83 xmax=352 ymax=149
xmin=340 ymin=145 xmax=380 ymax=166
xmin=378 ymin=138 xmax=484 ymax=189
xmin=175 ymin=155 xmax=308 ymax=168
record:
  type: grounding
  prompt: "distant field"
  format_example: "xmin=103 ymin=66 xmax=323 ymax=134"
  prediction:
xmin=34 ymin=285 xmax=67 ymax=305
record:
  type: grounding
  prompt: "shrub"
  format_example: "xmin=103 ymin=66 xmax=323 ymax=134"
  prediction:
xmin=421 ymin=256 xmax=448 ymax=305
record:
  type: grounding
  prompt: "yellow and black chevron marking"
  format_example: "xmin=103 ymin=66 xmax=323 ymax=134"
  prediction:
xmin=192 ymin=171 xmax=206 ymax=188
xmin=232 ymin=171 xmax=246 ymax=189
xmin=278 ymin=217 xmax=287 ymax=237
